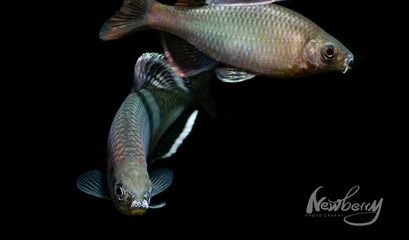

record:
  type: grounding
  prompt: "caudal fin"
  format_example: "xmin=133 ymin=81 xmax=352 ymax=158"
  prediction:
xmin=100 ymin=0 xmax=155 ymax=40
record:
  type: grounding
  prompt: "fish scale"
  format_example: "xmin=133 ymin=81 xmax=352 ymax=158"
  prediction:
xmin=109 ymin=92 xmax=149 ymax=166
xmin=108 ymin=88 xmax=191 ymax=169
xmin=101 ymin=0 xmax=353 ymax=80
xmin=77 ymin=53 xmax=205 ymax=215
xmin=150 ymin=4 xmax=318 ymax=76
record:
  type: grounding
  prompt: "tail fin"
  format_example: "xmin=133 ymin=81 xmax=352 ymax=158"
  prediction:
xmin=100 ymin=0 xmax=155 ymax=40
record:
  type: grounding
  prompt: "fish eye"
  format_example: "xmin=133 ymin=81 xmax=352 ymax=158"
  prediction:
xmin=115 ymin=183 xmax=124 ymax=200
xmin=321 ymin=44 xmax=336 ymax=60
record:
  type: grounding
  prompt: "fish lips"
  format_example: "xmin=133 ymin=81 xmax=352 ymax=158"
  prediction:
xmin=342 ymin=53 xmax=354 ymax=74
xmin=119 ymin=200 xmax=149 ymax=216
xmin=130 ymin=199 xmax=150 ymax=209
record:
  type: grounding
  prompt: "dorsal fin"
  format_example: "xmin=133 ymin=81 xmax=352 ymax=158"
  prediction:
xmin=176 ymin=0 xmax=280 ymax=7
xmin=206 ymin=0 xmax=282 ymax=6
xmin=175 ymin=0 xmax=206 ymax=7
xmin=133 ymin=52 xmax=188 ymax=92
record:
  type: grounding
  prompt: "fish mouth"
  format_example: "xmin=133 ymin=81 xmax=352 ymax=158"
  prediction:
xmin=130 ymin=199 xmax=149 ymax=209
xmin=342 ymin=53 xmax=354 ymax=74
xmin=126 ymin=199 xmax=149 ymax=215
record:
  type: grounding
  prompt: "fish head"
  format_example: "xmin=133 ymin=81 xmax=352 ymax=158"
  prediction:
xmin=108 ymin=165 xmax=152 ymax=216
xmin=303 ymin=31 xmax=354 ymax=75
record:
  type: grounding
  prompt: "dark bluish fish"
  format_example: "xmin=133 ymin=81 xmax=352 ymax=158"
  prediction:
xmin=100 ymin=0 xmax=354 ymax=82
xmin=77 ymin=53 xmax=209 ymax=215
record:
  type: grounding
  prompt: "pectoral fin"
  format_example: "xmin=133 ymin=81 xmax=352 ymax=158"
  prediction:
xmin=76 ymin=170 xmax=111 ymax=200
xmin=150 ymin=169 xmax=174 ymax=197
xmin=215 ymin=67 xmax=256 ymax=83
xmin=146 ymin=169 xmax=174 ymax=209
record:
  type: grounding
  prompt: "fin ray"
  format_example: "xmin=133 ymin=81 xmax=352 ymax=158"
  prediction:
xmin=76 ymin=170 xmax=111 ymax=199
xmin=207 ymin=0 xmax=282 ymax=6
xmin=161 ymin=33 xmax=218 ymax=77
xmin=133 ymin=52 xmax=188 ymax=91
xmin=176 ymin=0 xmax=281 ymax=6
xmin=100 ymin=0 xmax=154 ymax=40
xmin=216 ymin=67 xmax=256 ymax=82
xmin=150 ymin=169 xmax=174 ymax=196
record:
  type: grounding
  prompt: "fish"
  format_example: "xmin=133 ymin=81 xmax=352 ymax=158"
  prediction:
xmin=77 ymin=52 xmax=209 ymax=215
xmin=99 ymin=0 xmax=354 ymax=82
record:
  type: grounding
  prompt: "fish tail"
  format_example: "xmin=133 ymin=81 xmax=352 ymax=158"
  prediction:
xmin=99 ymin=0 xmax=156 ymax=40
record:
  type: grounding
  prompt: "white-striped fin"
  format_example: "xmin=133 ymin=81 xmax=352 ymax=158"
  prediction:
xmin=150 ymin=110 xmax=200 ymax=160
xmin=150 ymin=169 xmax=174 ymax=197
xmin=133 ymin=53 xmax=188 ymax=92
xmin=162 ymin=110 xmax=198 ymax=158
xmin=76 ymin=170 xmax=111 ymax=199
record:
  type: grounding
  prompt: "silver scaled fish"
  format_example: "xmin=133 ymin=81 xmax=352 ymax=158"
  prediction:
xmin=100 ymin=0 xmax=354 ymax=82
xmin=77 ymin=53 xmax=205 ymax=215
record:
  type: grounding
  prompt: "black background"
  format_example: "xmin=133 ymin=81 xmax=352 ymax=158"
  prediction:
xmin=28 ymin=0 xmax=403 ymax=236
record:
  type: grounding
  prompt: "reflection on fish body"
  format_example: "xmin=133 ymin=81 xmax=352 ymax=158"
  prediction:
xmin=77 ymin=53 xmax=206 ymax=215
xmin=100 ymin=0 xmax=354 ymax=81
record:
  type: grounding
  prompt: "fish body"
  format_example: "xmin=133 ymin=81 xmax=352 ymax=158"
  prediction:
xmin=108 ymin=79 xmax=194 ymax=215
xmin=101 ymin=0 xmax=354 ymax=80
xmin=77 ymin=53 xmax=203 ymax=215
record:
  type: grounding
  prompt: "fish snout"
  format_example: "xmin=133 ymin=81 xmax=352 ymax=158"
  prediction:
xmin=342 ymin=53 xmax=354 ymax=74
xmin=128 ymin=198 xmax=150 ymax=215
xmin=130 ymin=198 xmax=150 ymax=209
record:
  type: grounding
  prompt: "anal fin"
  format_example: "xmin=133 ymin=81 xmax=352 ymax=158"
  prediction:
xmin=161 ymin=33 xmax=218 ymax=77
